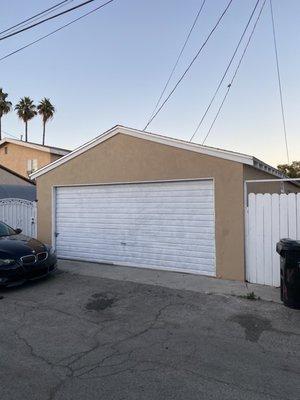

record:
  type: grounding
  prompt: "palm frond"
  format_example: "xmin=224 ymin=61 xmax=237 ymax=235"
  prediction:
xmin=15 ymin=97 xmax=37 ymax=122
xmin=0 ymin=88 xmax=12 ymax=118
xmin=37 ymin=97 xmax=55 ymax=123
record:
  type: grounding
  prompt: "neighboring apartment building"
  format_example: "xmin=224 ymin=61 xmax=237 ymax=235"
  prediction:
xmin=0 ymin=138 xmax=70 ymax=178
xmin=0 ymin=164 xmax=36 ymax=201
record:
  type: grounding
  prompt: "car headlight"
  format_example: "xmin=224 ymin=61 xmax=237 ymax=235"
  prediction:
xmin=0 ymin=258 xmax=15 ymax=266
xmin=48 ymin=246 xmax=55 ymax=255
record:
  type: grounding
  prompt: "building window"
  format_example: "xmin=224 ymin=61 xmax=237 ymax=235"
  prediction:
xmin=27 ymin=159 xmax=38 ymax=174
xmin=4 ymin=147 xmax=8 ymax=154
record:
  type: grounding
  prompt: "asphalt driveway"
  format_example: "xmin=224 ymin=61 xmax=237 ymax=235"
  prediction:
xmin=0 ymin=267 xmax=299 ymax=400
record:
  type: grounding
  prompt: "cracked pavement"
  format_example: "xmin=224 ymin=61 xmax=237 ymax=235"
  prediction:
xmin=0 ymin=267 xmax=299 ymax=400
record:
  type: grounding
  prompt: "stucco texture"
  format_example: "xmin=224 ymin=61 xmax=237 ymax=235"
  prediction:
xmin=0 ymin=143 xmax=55 ymax=178
xmin=36 ymin=133 xmax=247 ymax=281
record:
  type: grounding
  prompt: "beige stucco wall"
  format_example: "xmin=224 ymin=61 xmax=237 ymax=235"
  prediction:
xmin=0 ymin=143 xmax=54 ymax=178
xmin=36 ymin=133 xmax=246 ymax=281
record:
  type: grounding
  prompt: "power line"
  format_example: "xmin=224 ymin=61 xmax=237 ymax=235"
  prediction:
xmin=143 ymin=0 xmax=234 ymax=131
xmin=269 ymin=0 xmax=289 ymax=163
xmin=189 ymin=0 xmax=260 ymax=142
xmin=2 ymin=130 xmax=19 ymax=139
xmin=0 ymin=0 xmax=115 ymax=63
xmin=201 ymin=0 xmax=267 ymax=145
xmin=0 ymin=0 xmax=99 ymax=42
xmin=147 ymin=0 xmax=206 ymax=123
xmin=0 ymin=1 xmax=74 ymax=39
xmin=0 ymin=0 xmax=72 ymax=36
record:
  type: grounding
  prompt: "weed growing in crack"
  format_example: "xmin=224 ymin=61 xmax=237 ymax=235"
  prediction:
xmin=240 ymin=292 xmax=260 ymax=301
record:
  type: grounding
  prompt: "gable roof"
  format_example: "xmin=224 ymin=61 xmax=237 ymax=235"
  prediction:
xmin=30 ymin=125 xmax=286 ymax=179
xmin=0 ymin=164 xmax=35 ymax=185
xmin=0 ymin=137 xmax=70 ymax=156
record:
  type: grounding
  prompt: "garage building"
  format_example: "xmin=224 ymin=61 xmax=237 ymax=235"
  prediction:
xmin=31 ymin=125 xmax=285 ymax=281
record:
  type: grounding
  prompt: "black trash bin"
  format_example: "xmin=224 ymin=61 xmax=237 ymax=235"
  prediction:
xmin=276 ymin=239 xmax=300 ymax=309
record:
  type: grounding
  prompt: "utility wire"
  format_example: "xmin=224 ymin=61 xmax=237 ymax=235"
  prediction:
xmin=189 ymin=0 xmax=260 ymax=142
xmin=201 ymin=0 xmax=267 ymax=145
xmin=2 ymin=130 xmax=19 ymax=139
xmin=0 ymin=0 xmax=71 ymax=36
xmin=147 ymin=0 xmax=206 ymax=122
xmin=143 ymin=0 xmax=234 ymax=131
xmin=0 ymin=0 xmax=99 ymax=42
xmin=0 ymin=0 xmax=115 ymax=63
xmin=0 ymin=1 xmax=74 ymax=39
xmin=269 ymin=0 xmax=289 ymax=163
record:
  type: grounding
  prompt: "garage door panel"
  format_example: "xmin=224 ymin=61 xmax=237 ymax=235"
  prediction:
xmin=56 ymin=205 xmax=215 ymax=214
xmin=56 ymin=239 xmax=215 ymax=253
xmin=57 ymin=227 xmax=215 ymax=240
xmin=57 ymin=249 xmax=215 ymax=270
xmin=56 ymin=233 xmax=215 ymax=247
xmin=56 ymin=193 xmax=214 ymax=202
xmin=56 ymin=215 xmax=215 ymax=225
xmin=56 ymin=245 xmax=215 ymax=264
xmin=55 ymin=180 xmax=216 ymax=276
xmin=56 ymin=189 xmax=214 ymax=197
xmin=56 ymin=218 xmax=215 ymax=229
xmin=56 ymin=196 xmax=215 ymax=204
xmin=56 ymin=184 xmax=213 ymax=195
xmin=56 ymin=216 xmax=215 ymax=229
xmin=56 ymin=209 xmax=215 ymax=217
xmin=56 ymin=240 xmax=215 ymax=258
xmin=57 ymin=195 xmax=214 ymax=202
xmin=56 ymin=217 xmax=215 ymax=227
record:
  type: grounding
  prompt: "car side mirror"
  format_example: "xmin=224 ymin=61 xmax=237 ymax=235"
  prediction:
xmin=15 ymin=228 xmax=22 ymax=234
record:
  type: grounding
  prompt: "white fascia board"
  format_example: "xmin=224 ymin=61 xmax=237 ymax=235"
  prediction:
xmin=123 ymin=126 xmax=254 ymax=165
xmin=30 ymin=125 xmax=254 ymax=179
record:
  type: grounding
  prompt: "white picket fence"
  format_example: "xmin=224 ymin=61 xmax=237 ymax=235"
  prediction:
xmin=0 ymin=198 xmax=37 ymax=238
xmin=246 ymin=193 xmax=300 ymax=287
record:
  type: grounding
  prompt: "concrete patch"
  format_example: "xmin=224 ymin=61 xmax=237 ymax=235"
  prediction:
xmin=86 ymin=293 xmax=117 ymax=311
xmin=229 ymin=314 xmax=272 ymax=342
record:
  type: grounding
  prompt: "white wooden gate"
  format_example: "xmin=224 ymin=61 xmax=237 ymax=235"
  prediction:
xmin=246 ymin=193 xmax=300 ymax=287
xmin=0 ymin=198 xmax=37 ymax=238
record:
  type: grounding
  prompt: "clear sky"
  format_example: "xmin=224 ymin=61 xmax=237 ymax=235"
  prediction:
xmin=0 ymin=0 xmax=299 ymax=167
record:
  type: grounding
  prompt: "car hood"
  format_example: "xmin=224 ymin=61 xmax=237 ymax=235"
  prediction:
xmin=0 ymin=234 xmax=46 ymax=259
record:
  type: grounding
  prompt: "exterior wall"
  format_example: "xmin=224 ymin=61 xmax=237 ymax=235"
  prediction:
xmin=36 ymin=133 xmax=246 ymax=281
xmin=0 ymin=143 xmax=54 ymax=178
xmin=0 ymin=168 xmax=32 ymax=185
xmin=50 ymin=153 xmax=63 ymax=163
xmin=244 ymin=165 xmax=300 ymax=194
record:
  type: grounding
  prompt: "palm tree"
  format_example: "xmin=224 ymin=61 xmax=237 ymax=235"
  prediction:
xmin=15 ymin=97 xmax=37 ymax=142
xmin=0 ymin=89 xmax=12 ymax=141
xmin=37 ymin=98 xmax=55 ymax=145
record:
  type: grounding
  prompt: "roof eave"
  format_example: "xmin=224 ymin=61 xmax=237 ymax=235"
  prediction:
xmin=0 ymin=138 xmax=69 ymax=156
xmin=252 ymin=158 xmax=287 ymax=178
xmin=31 ymin=125 xmax=255 ymax=179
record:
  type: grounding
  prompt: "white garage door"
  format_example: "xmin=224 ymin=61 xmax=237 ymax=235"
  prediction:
xmin=55 ymin=180 xmax=216 ymax=276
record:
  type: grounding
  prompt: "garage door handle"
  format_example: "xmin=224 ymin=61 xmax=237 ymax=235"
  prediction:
xmin=55 ymin=232 xmax=60 ymax=237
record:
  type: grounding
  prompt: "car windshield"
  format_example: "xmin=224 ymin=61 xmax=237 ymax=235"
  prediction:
xmin=0 ymin=222 xmax=17 ymax=237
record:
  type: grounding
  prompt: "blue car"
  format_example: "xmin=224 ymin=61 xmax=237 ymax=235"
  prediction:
xmin=0 ymin=221 xmax=57 ymax=287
